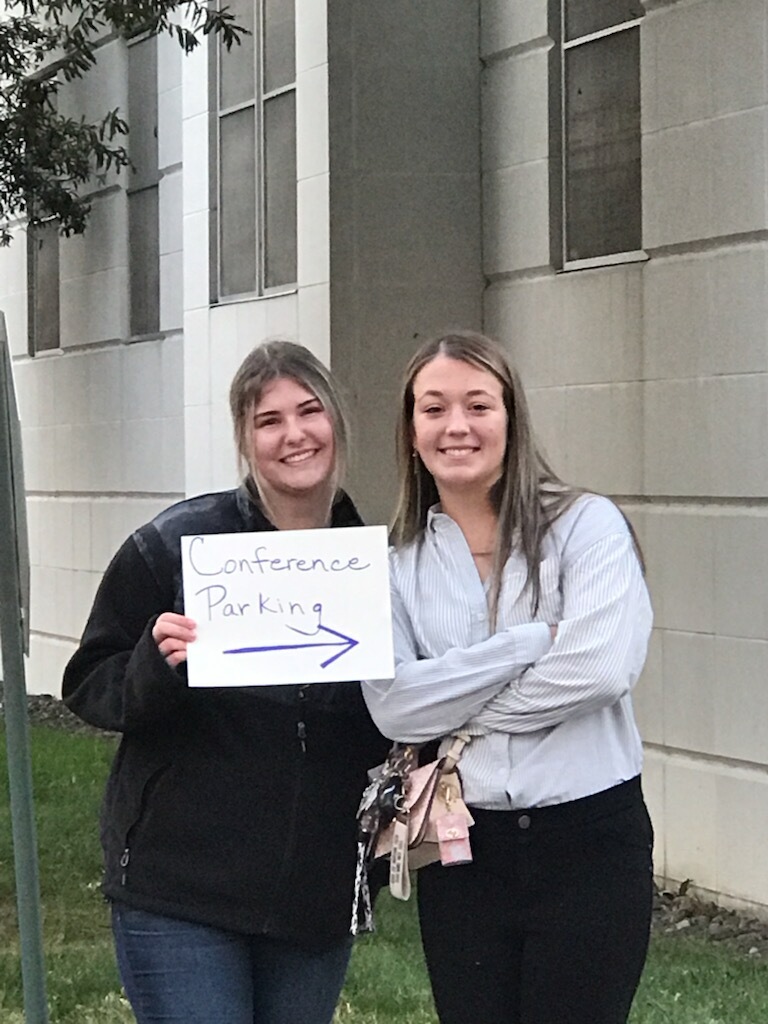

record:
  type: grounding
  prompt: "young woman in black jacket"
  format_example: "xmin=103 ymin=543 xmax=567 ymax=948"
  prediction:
xmin=63 ymin=341 xmax=389 ymax=1024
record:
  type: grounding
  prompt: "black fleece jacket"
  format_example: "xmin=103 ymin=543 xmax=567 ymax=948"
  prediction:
xmin=62 ymin=485 xmax=389 ymax=950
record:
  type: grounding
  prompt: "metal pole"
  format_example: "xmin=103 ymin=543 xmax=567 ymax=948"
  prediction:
xmin=0 ymin=317 xmax=49 ymax=1023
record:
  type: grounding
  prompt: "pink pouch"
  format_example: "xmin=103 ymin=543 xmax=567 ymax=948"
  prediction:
xmin=436 ymin=811 xmax=473 ymax=866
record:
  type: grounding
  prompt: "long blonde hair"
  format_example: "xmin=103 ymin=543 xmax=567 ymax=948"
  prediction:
xmin=391 ymin=331 xmax=581 ymax=623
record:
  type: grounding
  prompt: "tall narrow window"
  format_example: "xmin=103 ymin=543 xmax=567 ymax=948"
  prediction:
xmin=552 ymin=0 xmax=644 ymax=269
xmin=27 ymin=219 xmax=60 ymax=354
xmin=216 ymin=0 xmax=297 ymax=298
xmin=128 ymin=34 xmax=160 ymax=335
xmin=27 ymin=78 xmax=61 ymax=355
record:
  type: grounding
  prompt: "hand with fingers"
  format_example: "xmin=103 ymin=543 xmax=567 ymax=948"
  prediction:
xmin=152 ymin=613 xmax=197 ymax=667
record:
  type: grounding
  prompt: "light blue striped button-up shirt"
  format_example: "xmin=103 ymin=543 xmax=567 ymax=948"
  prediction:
xmin=363 ymin=494 xmax=652 ymax=809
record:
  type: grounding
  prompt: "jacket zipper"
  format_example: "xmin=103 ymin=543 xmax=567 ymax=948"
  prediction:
xmin=120 ymin=848 xmax=130 ymax=886
xmin=117 ymin=764 xmax=170 ymax=891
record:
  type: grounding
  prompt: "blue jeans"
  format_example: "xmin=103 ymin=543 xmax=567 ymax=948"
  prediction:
xmin=111 ymin=905 xmax=353 ymax=1024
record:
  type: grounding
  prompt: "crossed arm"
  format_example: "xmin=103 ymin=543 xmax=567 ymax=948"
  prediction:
xmin=363 ymin=530 xmax=650 ymax=744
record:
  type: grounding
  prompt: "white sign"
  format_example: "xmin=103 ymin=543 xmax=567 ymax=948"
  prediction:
xmin=180 ymin=526 xmax=394 ymax=687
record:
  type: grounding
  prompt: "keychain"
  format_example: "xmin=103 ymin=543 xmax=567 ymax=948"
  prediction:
xmin=435 ymin=779 xmax=473 ymax=866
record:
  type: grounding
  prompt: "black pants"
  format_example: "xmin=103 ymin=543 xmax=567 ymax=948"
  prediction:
xmin=417 ymin=777 xmax=653 ymax=1024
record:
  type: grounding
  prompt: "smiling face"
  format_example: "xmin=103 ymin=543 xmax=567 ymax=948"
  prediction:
xmin=247 ymin=376 xmax=336 ymax=504
xmin=411 ymin=355 xmax=508 ymax=497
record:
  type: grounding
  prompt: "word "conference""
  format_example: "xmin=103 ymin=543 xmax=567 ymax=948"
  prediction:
xmin=187 ymin=536 xmax=371 ymax=577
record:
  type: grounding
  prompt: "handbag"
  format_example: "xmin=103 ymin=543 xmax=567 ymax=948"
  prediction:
xmin=351 ymin=732 xmax=473 ymax=934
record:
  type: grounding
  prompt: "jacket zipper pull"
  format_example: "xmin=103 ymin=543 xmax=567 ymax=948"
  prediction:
xmin=120 ymin=848 xmax=130 ymax=886
xmin=297 ymin=721 xmax=307 ymax=753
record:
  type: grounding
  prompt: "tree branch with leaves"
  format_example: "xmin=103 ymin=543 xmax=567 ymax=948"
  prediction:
xmin=0 ymin=0 xmax=244 ymax=246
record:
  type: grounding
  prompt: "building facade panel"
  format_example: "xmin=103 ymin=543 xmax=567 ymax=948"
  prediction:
xmin=0 ymin=237 xmax=28 ymax=356
xmin=662 ymin=756 xmax=719 ymax=894
xmin=644 ymin=248 xmax=768 ymax=381
xmin=713 ymin=513 xmax=768 ymax=640
xmin=480 ymin=0 xmax=549 ymax=58
xmin=328 ymin=0 xmax=483 ymax=523
xmin=482 ymin=50 xmax=550 ymax=172
xmin=1 ymin=30 xmax=185 ymax=694
xmin=562 ymin=382 xmax=643 ymax=494
xmin=483 ymin=161 xmax=551 ymax=276
xmin=483 ymin=0 xmax=768 ymax=912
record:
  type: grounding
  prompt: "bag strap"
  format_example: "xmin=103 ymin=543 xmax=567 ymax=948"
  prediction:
xmin=388 ymin=729 xmax=471 ymax=775
xmin=442 ymin=730 xmax=470 ymax=771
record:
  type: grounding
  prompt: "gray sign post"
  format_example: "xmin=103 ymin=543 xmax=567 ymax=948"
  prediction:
xmin=0 ymin=312 xmax=49 ymax=1023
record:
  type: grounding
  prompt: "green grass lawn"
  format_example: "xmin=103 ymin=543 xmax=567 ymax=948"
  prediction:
xmin=2 ymin=724 xmax=768 ymax=1023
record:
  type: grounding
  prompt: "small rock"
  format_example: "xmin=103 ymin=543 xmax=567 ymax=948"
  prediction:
xmin=675 ymin=919 xmax=692 ymax=931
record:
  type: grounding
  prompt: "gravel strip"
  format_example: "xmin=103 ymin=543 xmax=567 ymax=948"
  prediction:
xmin=652 ymin=882 xmax=768 ymax=958
xmin=0 ymin=687 xmax=115 ymax=737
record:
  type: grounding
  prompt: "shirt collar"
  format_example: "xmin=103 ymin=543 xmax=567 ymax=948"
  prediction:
xmin=427 ymin=503 xmax=454 ymax=534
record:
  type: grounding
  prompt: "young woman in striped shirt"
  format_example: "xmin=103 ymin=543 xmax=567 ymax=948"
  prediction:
xmin=363 ymin=331 xmax=653 ymax=1024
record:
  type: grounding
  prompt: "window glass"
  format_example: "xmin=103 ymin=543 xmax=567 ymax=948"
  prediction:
xmin=128 ymin=36 xmax=158 ymax=190
xmin=28 ymin=221 xmax=60 ymax=353
xmin=564 ymin=27 xmax=641 ymax=261
xmin=220 ymin=0 xmax=255 ymax=109
xmin=215 ymin=0 xmax=297 ymax=298
xmin=129 ymin=188 xmax=161 ymax=335
xmin=263 ymin=90 xmax=297 ymax=288
xmin=263 ymin=0 xmax=295 ymax=93
xmin=128 ymin=35 xmax=160 ymax=333
xmin=566 ymin=0 xmax=643 ymax=41
xmin=220 ymin=107 xmax=257 ymax=295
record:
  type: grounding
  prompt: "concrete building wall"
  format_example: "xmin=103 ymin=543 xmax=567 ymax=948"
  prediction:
xmin=327 ymin=0 xmax=484 ymax=523
xmin=481 ymin=0 xmax=768 ymax=912
xmin=0 ymin=34 xmax=185 ymax=696
xmin=638 ymin=0 xmax=768 ymax=914
xmin=182 ymin=0 xmax=331 ymax=499
xmin=0 ymin=0 xmax=335 ymax=696
xmin=0 ymin=2 xmax=335 ymax=695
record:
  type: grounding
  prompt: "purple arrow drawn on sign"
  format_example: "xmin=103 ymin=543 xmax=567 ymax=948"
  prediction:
xmin=222 ymin=624 xmax=359 ymax=669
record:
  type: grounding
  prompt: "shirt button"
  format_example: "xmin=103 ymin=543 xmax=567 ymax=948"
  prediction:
xmin=298 ymin=687 xmax=307 ymax=701
xmin=517 ymin=814 xmax=531 ymax=830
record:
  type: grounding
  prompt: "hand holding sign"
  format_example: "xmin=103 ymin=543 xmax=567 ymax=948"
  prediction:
xmin=181 ymin=525 xmax=394 ymax=687
xmin=153 ymin=613 xmax=197 ymax=667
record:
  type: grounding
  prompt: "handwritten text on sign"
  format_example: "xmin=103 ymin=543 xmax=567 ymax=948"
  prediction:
xmin=180 ymin=526 xmax=394 ymax=687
